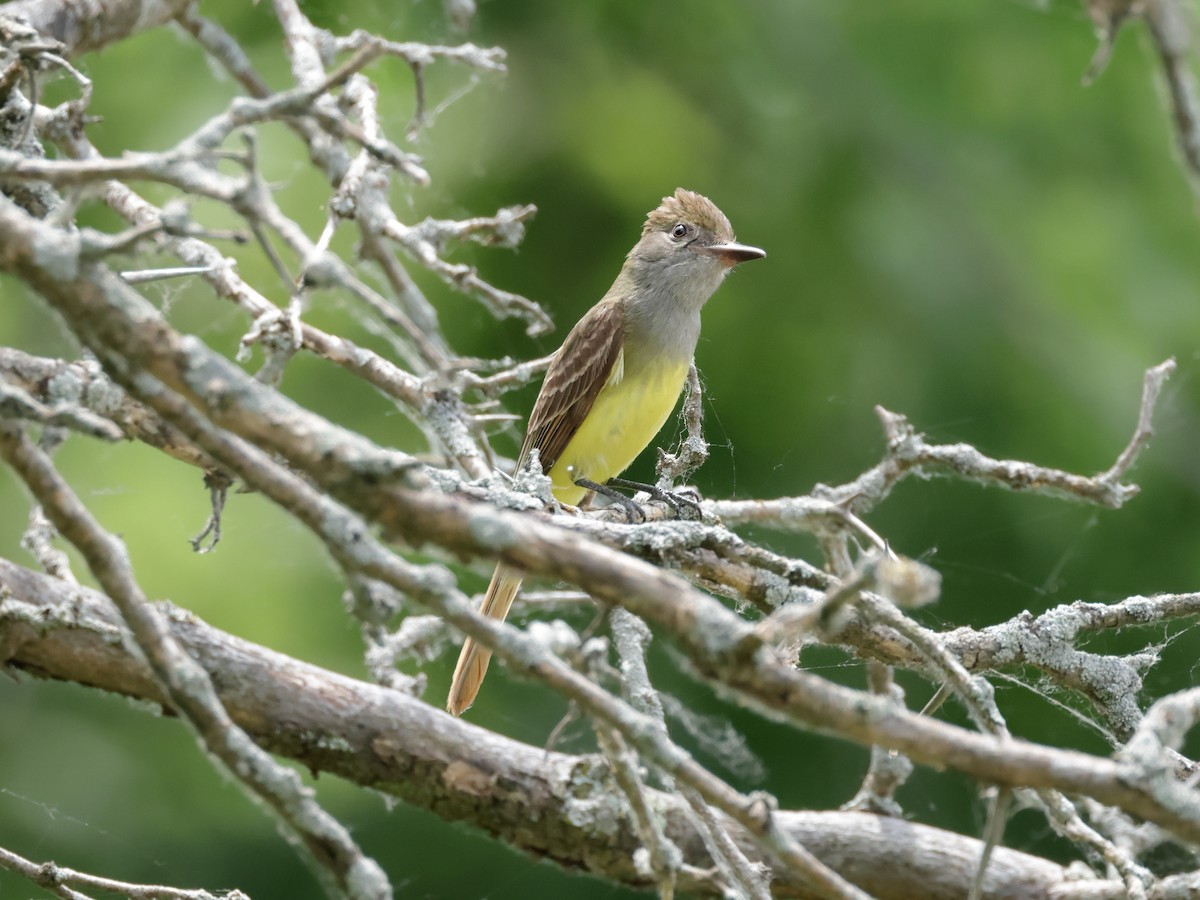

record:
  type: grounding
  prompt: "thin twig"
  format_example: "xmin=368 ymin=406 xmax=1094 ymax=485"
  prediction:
xmin=0 ymin=844 xmax=247 ymax=900
xmin=593 ymin=725 xmax=682 ymax=900
xmin=968 ymin=788 xmax=1011 ymax=900
xmin=1143 ymin=1 xmax=1200 ymax=186
xmin=1097 ymin=357 xmax=1176 ymax=484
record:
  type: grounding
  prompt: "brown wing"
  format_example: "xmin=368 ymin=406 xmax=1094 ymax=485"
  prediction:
xmin=518 ymin=298 xmax=624 ymax=474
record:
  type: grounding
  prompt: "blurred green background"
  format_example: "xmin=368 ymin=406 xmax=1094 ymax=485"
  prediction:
xmin=3 ymin=0 xmax=1200 ymax=896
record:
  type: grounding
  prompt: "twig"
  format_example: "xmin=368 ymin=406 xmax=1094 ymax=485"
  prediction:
xmin=939 ymin=597 xmax=1172 ymax=740
xmin=968 ymin=787 xmax=1012 ymax=900
xmin=20 ymin=504 xmax=76 ymax=583
xmin=711 ymin=359 xmax=1176 ymax=531
xmin=0 ymin=348 xmax=213 ymax=470
xmin=843 ymin=663 xmax=913 ymax=817
xmin=1096 ymin=357 xmax=1176 ymax=484
xmin=611 ymin=610 xmax=770 ymax=899
xmin=0 ymin=373 xmax=124 ymax=440
xmin=382 ymin=214 xmax=553 ymax=334
xmin=120 ymin=264 xmax=222 ymax=284
xmin=406 ymin=205 xmax=537 ymax=254
xmin=1082 ymin=0 xmax=1139 ymax=85
xmin=328 ymin=30 xmax=506 ymax=74
xmin=1143 ymin=1 xmax=1200 ymax=186
xmin=189 ymin=470 xmax=232 ymax=554
xmin=609 ymin=609 xmax=852 ymax=900
xmin=593 ymin=724 xmax=682 ymax=900
xmin=464 ymin=352 xmax=555 ymax=394
xmin=657 ymin=364 xmax=709 ymax=489
xmin=0 ymin=844 xmax=247 ymax=900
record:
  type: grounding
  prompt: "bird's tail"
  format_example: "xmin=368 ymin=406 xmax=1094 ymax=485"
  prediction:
xmin=446 ymin=563 xmax=523 ymax=716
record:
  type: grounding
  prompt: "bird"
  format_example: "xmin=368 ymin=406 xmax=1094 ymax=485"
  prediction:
xmin=447 ymin=188 xmax=765 ymax=716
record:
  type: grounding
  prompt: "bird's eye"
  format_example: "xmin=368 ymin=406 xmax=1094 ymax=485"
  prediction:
xmin=671 ymin=223 xmax=688 ymax=239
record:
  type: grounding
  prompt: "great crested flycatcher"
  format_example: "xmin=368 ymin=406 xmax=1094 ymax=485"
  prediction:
xmin=447 ymin=188 xmax=765 ymax=716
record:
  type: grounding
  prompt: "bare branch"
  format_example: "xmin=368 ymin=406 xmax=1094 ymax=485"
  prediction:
xmin=327 ymin=30 xmax=506 ymax=74
xmin=1097 ymin=357 xmax=1176 ymax=484
xmin=0 ymin=369 xmax=123 ymax=440
xmin=1144 ymin=0 xmax=1200 ymax=185
xmin=711 ymin=360 xmax=1175 ymax=534
xmin=0 ymin=843 xmax=248 ymax=900
xmin=0 ymin=0 xmax=192 ymax=56
xmin=593 ymin=723 xmax=683 ymax=900
xmin=611 ymin=608 xmax=771 ymax=900
xmin=0 ymin=348 xmax=213 ymax=469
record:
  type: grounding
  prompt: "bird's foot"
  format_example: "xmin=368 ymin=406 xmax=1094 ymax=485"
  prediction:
xmin=606 ymin=477 xmax=704 ymax=521
xmin=574 ymin=477 xmax=646 ymax=523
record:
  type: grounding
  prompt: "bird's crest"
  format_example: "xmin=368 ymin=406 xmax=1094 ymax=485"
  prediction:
xmin=643 ymin=187 xmax=735 ymax=241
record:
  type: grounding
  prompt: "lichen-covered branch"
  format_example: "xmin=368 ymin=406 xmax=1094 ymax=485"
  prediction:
xmin=0 ymin=0 xmax=192 ymax=56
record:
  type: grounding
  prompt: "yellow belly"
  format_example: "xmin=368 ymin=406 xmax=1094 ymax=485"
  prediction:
xmin=549 ymin=359 xmax=690 ymax=506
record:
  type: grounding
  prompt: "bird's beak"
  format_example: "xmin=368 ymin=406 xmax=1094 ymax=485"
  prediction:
xmin=700 ymin=241 xmax=767 ymax=268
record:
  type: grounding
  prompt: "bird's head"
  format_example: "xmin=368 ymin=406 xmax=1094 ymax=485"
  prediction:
xmin=626 ymin=188 xmax=765 ymax=302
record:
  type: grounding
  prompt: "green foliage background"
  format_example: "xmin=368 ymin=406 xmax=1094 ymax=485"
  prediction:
xmin=2 ymin=0 xmax=1199 ymax=896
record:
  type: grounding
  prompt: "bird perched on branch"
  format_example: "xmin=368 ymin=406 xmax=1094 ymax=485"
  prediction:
xmin=448 ymin=188 xmax=765 ymax=716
